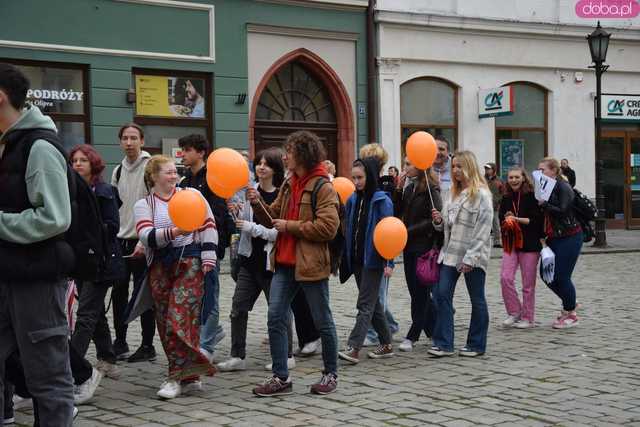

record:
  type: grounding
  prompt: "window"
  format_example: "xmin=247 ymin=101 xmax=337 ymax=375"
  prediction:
xmin=133 ymin=68 xmax=213 ymax=157
xmin=400 ymin=77 xmax=458 ymax=157
xmin=5 ymin=59 xmax=90 ymax=151
xmin=495 ymin=82 xmax=548 ymax=177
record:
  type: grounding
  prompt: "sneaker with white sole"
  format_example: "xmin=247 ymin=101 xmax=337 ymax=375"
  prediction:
xmin=367 ymin=344 xmax=394 ymax=359
xmin=96 ymin=360 xmax=120 ymax=380
xmin=502 ymin=314 xmax=520 ymax=327
xmin=459 ymin=346 xmax=485 ymax=357
xmin=553 ymin=312 xmax=579 ymax=329
xmin=253 ymin=376 xmax=293 ymax=397
xmin=338 ymin=346 xmax=360 ymax=364
xmin=427 ymin=346 xmax=455 ymax=357
xmin=73 ymin=368 xmax=103 ymax=405
xmin=217 ymin=357 xmax=247 ymax=372
xmin=398 ymin=339 xmax=415 ymax=352
xmin=264 ymin=357 xmax=296 ymax=371
xmin=199 ymin=348 xmax=217 ymax=364
xmin=181 ymin=380 xmax=203 ymax=394
xmin=157 ymin=380 xmax=181 ymax=399
xmin=300 ymin=338 xmax=321 ymax=357
xmin=513 ymin=319 xmax=533 ymax=329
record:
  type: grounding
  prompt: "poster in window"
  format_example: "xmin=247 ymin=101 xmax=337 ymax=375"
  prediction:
xmin=135 ymin=75 xmax=206 ymax=118
xmin=16 ymin=65 xmax=84 ymax=114
xmin=499 ymin=139 xmax=524 ymax=179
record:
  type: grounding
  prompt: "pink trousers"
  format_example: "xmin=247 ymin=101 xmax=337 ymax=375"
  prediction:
xmin=500 ymin=251 xmax=540 ymax=322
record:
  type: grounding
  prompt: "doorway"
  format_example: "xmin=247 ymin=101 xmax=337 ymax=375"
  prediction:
xmin=602 ymin=130 xmax=640 ymax=229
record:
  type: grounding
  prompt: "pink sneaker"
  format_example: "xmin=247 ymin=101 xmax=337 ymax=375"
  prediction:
xmin=553 ymin=313 xmax=579 ymax=329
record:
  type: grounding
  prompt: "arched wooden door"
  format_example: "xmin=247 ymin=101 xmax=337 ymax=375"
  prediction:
xmin=254 ymin=61 xmax=338 ymax=165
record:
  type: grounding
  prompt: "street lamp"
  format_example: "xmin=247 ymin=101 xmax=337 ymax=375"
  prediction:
xmin=587 ymin=21 xmax=610 ymax=247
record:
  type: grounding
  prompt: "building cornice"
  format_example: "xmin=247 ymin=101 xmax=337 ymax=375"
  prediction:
xmin=376 ymin=10 xmax=640 ymax=42
xmin=247 ymin=23 xmax=359 ymax=41
xmin=256 ymin=0 xmax=368 ymax=12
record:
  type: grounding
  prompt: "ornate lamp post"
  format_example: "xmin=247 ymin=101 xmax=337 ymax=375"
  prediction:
xmin=587 ymin=21 xmax=610 ymax=247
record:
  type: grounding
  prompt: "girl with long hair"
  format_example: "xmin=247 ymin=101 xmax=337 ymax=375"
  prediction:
xmin=430 ymin=151 xmax=493 ymax=357
xmin=538 ymin=157 xmax=583 ymax=329
xmin=499 ymin=167 xmax=544 ymax=329
xmin=134 ymin=155 xmax=216 ymax=399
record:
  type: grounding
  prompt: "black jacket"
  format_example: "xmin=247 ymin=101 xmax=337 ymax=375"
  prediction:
xmin=542 ymin=180 xmax=581 ymax=239
xmin=180 ymin=166 xmax=235 ymax=259
xmin=499 ymin=191 xmax=544 ymax=252
xmin=94 ymin=182 xmax=125 ymax=284
xmin=396 ymin=179 xmax=443 ymax=254
xmin=561 ymin=167 xmax=576 ymax=188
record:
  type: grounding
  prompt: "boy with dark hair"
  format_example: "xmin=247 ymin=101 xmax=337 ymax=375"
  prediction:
xmin=178 ymin=133 xmax=235 ymax=362
xmin=0 ymin=62 xmax=75 ymax=425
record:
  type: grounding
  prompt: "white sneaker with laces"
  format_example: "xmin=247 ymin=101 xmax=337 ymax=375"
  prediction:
xmin=181 ymin=380 xmax=203 ymax=394
xmin=300 ymin=338 xmax=321 ymax=356
xmin=513 ymin=319 xmax=533 ymax=329
xmin=199 ymin=348 xmax=216 ymax=364
xmin=217 ymin=357 xmax=247 ymax=372
xmin=398 ymin=339 xmax=414 ymax=352
xmin=157 ymin=380 xmax=181 ymax=399
xmin=264 ymin=357 xmax=296 ymax=371
xmin=73 ymin=368 xmax=103 ymax=404
xmin=502 ymin=315 xmax=520 ymax=327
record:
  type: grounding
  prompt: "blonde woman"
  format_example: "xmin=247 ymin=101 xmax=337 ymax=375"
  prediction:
xmin=134 ymin=155 xmax=217 ymax=399
xmin=430 ymin=151 xmax=493 ymax=357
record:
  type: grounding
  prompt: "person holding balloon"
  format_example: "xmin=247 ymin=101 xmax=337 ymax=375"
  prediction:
xmin=134 ymin=155 xmax=217 ymax=399
xmin=337 ymin=158 xmax=396 ymax=364
xmin=430 ymin=151 xmax=493 ymax=357
xmin=248 ymin=130 xmax=340 ymax=397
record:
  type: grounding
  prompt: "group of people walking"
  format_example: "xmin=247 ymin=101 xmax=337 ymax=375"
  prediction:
xmin=0 ymin=63 xmax=585 ymax=426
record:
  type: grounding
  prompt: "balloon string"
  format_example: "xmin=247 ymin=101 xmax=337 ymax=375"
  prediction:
xmin=424 ymin=170 xmax=435 ymax=213
xmin=257 ymin=198 xmax=274 ymax=223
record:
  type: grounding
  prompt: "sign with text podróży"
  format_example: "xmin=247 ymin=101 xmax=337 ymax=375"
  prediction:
xmin=478 ymin=86 xmax=514 ymax=118
xmin=601 ymin=94 xmax=640 ymax=123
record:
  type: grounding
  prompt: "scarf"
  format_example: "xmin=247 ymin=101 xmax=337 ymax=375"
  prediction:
xmin=501 ymin=216 xmax=523 ymax=254
xmin=275 ymin=163 xmax=329 ymax=266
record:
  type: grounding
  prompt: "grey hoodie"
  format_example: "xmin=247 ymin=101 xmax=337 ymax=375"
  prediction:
xmin=111 ymin=150 xmax=151 ymax=240
xmin=0 ymin=106 xmax=71 ymax=243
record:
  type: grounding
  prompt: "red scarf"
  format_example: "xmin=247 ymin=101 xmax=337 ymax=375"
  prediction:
xmin=276 ymin=164 xmax=329 ymax=266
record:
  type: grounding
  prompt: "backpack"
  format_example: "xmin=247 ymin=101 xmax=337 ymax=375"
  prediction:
xmin=23 ymin=129 xmax=109 ymax=281
xmin=310 ymin=178 xmax=345 ymax=277
xmin=572 ymin=188 xmax=597 ymax=243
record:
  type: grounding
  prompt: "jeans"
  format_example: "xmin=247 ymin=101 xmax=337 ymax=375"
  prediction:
xmin=268 ymin=267 xmax=338 ymax=379
xmin=366 ymin=276 xmax=399 ymax=343
xmin=72 ymin=281 xmax=116 ymax=363
xmin=500 ymin=251 xmax=540 ymax=322
xmin=348 ymin=267 xmax=392 ymax=349
xmin=229 ymin=266 xmax=292 ymax=359
xmin=200 ymin=264 xmax=224 ymax=353
xmin=404 ymin=251 xmax=436 ymax=342
xmin=432 ymin=265 xmax=489 ymax=353
xmin=0 ymin=279 xmax=74 ymax=427
xmin=546 ymin=232 xmax=583 ymax=312
xmin=291 ymin=290 xmax=320 ymax=348
xmin=112 ymin=239 xmax=155 ymax=347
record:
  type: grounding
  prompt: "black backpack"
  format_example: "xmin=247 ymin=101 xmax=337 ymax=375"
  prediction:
xmin=572 ymin=188 xmax=598 ymax=243
xmin=24 ymin=130 xmax=109 ymax=281
xmin=310 ymin=178 xmax=345 ymax=277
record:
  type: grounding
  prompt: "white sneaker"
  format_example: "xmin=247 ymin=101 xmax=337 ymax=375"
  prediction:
xmin=181 ymin=380 xmax=203 ymax=395
xmin=513 ymin=319 xmax=533 ymax=329
xmin=502 ymin=315 xmax=520 ymax=327
xmin=217 ymin=357 xmax=247 ymax=372
xmin=362 ymin=337 xmax=378 ymax=347
xmin=96 ymin=360 xmax=120 ymax=380
xmin=264 ymin=357 xmax=296 ymax=371
xmin=199 ymin=348 xmax=215 ymax=364
xmin=157 ymin=380 xmax=181 ymax=399
xmin=73 ymin=368 xmax=103 ymax=404
xmin=398 ymin=339 xmax=414 ymax=352
xmin=300 ymin=339 xmax=321 ymax=356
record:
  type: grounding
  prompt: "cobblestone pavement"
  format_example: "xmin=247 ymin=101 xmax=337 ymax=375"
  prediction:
xmin=12 ymin=252 xmax=640 ymax=426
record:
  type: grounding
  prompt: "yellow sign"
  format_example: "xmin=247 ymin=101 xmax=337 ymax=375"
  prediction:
xmin=135 ymin=75 xmax=206 ymax=118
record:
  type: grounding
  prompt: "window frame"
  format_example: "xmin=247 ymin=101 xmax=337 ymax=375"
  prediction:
xmin=399 ymin=76 xmax=459 ymax=157
xmin=2 ymin=58 xmax=91 ymax=144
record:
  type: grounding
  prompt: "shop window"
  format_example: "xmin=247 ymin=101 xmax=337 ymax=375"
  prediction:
xmin=400 ymin=77 xmax=458 ymax=157
xmin=133 ymin=68 xmax=213 ymax=163
xmin=495 ymin=82 xmax=548 ymax=177
xmin=5 ymin=59 xmax=90 ymax=151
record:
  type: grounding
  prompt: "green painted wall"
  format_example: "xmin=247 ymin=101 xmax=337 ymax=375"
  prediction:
xmin=0 ymin=0 xmax=368 ymax=173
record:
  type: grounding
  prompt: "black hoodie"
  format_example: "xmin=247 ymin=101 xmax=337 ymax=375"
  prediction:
xmin=352 ymin=158 xmax=379 ymax=267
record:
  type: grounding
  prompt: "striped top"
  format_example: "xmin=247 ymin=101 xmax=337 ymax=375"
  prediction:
xmin=134 ymin=187 xmax=218 ymax=269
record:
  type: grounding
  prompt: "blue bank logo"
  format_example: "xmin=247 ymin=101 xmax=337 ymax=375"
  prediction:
xmin=484 ymin=91 xmax=504 ymax=111
xmin=607 ymin=99 xmax=625 ymax=116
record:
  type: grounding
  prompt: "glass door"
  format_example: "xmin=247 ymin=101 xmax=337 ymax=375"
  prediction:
xmin=601 ymin=132 xmax=626 ymax=228
xmin=628 ymin=132 xmax=640 ymax=229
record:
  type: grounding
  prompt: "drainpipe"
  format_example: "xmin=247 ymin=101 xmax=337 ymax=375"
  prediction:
xmin=367 ymin=0 xmax=377 ymax=144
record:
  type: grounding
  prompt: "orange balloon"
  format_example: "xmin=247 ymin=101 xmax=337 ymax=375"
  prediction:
xmin=168 ymin=190 xmax=207 ymax=232
xmin=406 ymin=131 xmax=437 ymax=170
xmin=373 ymin=217 xmax=408 ymax=260
xmin=206 ymin=172 xmax=238 ymax=199
xmin=206 ymin=148 xmax=250 ymax=192
xmin=333 ymin=177 xmax=356 ymax=204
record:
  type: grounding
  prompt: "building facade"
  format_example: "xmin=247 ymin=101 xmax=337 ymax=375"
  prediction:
xmin=1 ymin=0 xmax=369 ymax=176
xmin=375 ymin=0 xmax=640 ymax=229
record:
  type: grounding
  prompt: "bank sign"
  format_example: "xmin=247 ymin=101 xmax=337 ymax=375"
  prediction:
xmin=601 ymin=94 xmax=640 ymax=122
xmin=478 ymin=86 xmax=514 ymax=118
